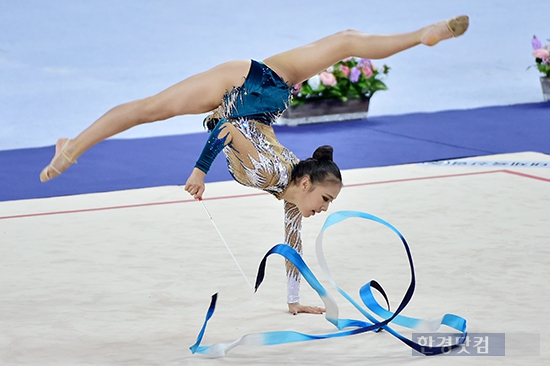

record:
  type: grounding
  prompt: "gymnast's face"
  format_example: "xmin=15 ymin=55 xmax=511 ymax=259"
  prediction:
xmin=297 ymin=178 xmax=341 ymax=218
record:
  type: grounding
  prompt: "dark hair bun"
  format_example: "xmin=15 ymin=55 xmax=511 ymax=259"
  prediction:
xmin=312 ymin=145 xmax=334 ymax=161
xmin=291 ymin=145 xmax=341 ymax=186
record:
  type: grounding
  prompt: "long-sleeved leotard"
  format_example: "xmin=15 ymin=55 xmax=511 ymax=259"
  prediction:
xmin=194 ymin=60 xmax=304 ymax=303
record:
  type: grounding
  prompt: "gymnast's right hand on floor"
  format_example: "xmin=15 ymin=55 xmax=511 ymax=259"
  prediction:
xmin=288 ymin=302 xmax=325 ymax=316
xmin=185 ymin=168 xmax=206 ymax=199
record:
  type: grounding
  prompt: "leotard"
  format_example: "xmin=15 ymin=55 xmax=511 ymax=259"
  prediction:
xmin=194 ymin=60 xmax=303 ymax=303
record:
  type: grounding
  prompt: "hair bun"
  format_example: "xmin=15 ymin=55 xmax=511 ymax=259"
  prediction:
xmin=292 ymin=145 xmax=341 ymax=185
xmin=312 ymin=145 xmax=334 ymax=161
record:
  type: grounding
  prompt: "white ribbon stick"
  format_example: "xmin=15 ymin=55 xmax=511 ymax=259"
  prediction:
xmin=199 ymin=199 xmax=253 ymax=291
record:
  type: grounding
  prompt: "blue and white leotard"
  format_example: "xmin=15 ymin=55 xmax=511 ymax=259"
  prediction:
xmin=194 ymin=60 xmax=303 ymax=304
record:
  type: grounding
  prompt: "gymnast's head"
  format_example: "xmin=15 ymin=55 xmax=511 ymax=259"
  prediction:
xmin=290 ymin=145 xmax=343 ymax=218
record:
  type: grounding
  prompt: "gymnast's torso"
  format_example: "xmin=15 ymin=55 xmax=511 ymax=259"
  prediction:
xmin=200 ymin=59 xmax=304 ymax=303
xmin=218 ymin=60 xmax=300 ymax=198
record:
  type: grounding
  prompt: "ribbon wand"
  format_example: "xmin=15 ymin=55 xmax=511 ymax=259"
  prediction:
xmin=198 ymin=198 xmax=253 ymax=291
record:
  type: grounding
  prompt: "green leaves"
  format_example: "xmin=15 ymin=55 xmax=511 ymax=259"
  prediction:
xmin=536 ymin=59 xmax=550 ymax=78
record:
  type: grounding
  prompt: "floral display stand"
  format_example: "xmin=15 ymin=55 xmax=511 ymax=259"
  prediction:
xmin=278 ymin=98 xmax=369 ymax=126
xmin=531 ymin=36 xmax=550 ymax=101
xmin=279 ymin=57 xmax=388 ymax=126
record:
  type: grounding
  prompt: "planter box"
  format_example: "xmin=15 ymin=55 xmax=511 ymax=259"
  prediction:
xmin=541 ymin=77 xmax=550 ymax=102
xmin=278 ymin=98 xmax=370 ymax=126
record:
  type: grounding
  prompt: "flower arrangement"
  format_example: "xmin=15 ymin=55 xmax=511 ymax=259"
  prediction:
xmin=531 ymin=35 xmax=550 ymax=78
xmin=290 ymin=58 xmax=389 ymax=106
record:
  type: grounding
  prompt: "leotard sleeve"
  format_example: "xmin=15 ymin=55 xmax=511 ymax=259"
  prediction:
xmin=194 ymin=120 xmax=229 ymax=174
xmin=283 ymin=200 xmax=303 ymax=304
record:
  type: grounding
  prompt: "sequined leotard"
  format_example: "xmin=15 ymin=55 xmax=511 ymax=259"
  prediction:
xmin=194 ymin=60 xmax=303 ymax=303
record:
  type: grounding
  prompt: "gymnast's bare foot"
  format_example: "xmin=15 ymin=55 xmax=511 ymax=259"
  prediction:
xmin=421 ymin=15 xmax=469 ymax=46
xmin=39 ymin=138 xmax=77 ymax=182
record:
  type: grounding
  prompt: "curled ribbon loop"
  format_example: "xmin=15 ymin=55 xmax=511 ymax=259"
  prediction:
xmin=190 ymin=211 xmax=467 ymax=357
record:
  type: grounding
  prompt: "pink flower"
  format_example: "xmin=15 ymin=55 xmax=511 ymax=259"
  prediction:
xmin=319 ymin=71 xmax=337 ymax=87
xmin=342 ymin=57 xmax=354 ymax=62
xmin=533 ymin=48 xmax=550 ymax=59
xmin=292 ymin=83 xmax=302 ymax=94
xmin=362 ymin=66 xmax=373 ymax=78
xmin=339 ymin=65 xmax=350 ymax=77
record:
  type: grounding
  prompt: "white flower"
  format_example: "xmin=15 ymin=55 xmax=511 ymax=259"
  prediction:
xmin=307 ymin=74 xmax=321 ymax=90
xmin=326 ymin=66 xmax=334 ymax=73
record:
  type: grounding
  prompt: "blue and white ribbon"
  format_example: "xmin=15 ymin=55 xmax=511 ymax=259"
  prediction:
xmin=190 ymin=211 xmax=467 ymax=357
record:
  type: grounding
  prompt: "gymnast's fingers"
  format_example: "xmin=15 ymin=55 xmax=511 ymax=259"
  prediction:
xmin=184 ymin=182 xmax=199 ymax=198
xmin=288 ymin=303 xmax=325 ymax=315
xmin=303 ymin=306 xmax=325 ymax=315
xmin=195 ymin=185 xmax=205 ymax=200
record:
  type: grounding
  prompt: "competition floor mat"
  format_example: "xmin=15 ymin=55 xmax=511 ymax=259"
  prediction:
xmin=1 ymin=152 xmax=548 ymax=365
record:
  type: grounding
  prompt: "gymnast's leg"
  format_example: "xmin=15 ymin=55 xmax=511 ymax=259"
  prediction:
xmin=264 ymin=16 xmax=469 ymax=85
xmin=40 ymin=60 xmax=252 ymax=182
xmin=41 ymin=16 xmax=468 ymax=182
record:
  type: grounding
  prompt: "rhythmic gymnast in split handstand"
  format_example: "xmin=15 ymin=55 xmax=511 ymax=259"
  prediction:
xmin=39 ymin=16 xmax=469 ymax=315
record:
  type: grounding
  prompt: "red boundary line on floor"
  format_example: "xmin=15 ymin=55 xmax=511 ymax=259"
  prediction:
xmin=2 ymin=169 xmax=549 ymax=221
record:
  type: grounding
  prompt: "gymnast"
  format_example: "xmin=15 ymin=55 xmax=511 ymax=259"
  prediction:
xmin=39 ymin=16 xmax=469 ymax=315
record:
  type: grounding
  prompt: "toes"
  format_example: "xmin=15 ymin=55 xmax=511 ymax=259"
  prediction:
xmin=447 ymin=15 xmax=469 ymax=38
xmin=39 ymin=167 xmax=51 ymax=182
xmin=39 ymin=138 xmax=75 ymax=182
